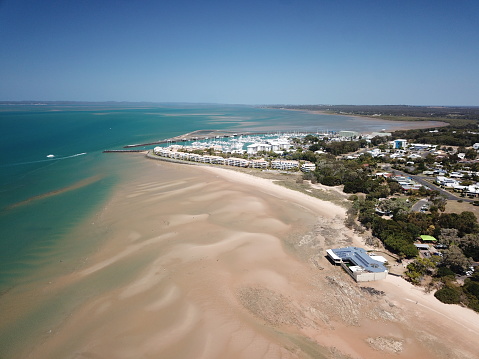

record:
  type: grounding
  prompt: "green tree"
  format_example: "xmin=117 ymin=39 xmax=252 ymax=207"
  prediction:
xmin=436 ymin=266 xmax=456 ymax=279
xmin=442 ymin=245 xmax=473 ymax=273
xmin=458 ymin=233 xmax=479 ymax=261
xmin=405 ymin=256 xmax=440 ymax=284
xmin=377 ymin=198 xmax=411 ymax=215
xmin=303 ymin=134 xmax=319 ymax=143
xmin=432 ymin=196 xmax=447 ymax=212
xmin=434 ymin=285 xmax=462 ymax=304
xmin=439 ymin=228 xmax=459 ymax=246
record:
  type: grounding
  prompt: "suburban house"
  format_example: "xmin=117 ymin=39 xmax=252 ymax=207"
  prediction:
xmin=435 ymin=176 xmax=460 ymax=188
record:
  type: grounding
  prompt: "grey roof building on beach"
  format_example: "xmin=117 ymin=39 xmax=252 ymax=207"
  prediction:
xmin=326 ymin=246 xmax=388 ymax=282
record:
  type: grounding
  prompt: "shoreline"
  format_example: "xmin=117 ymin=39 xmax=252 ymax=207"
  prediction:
xmin=276 ymin=107 xmax=450 ymax=131
xmin=145 ymin=151 xmax=479 ymax=314
xmin=2 ymin=152 xmax=478 ymax=358
xmin=123 ymin=108 xmax=449 ymax=150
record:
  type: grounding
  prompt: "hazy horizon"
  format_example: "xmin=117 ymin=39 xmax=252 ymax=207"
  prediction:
xmin=2 ymin=101 xmax=479 ymax=108
xmin=1 ymin=0 xmax=478 ymax=106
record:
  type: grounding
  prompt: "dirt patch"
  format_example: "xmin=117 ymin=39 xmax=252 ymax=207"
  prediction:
xmin=366 ymin=336 xmax=404 ymax=353
xmin=238 ymin=287 xmax=306 ymax=328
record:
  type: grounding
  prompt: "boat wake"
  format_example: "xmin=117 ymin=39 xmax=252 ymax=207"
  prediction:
xmin=2 ymin=153 xmax=87 ymax=167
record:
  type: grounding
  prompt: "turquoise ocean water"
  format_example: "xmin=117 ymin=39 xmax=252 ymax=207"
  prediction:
xmin=0 ymin=103 xmax=417 ymax=289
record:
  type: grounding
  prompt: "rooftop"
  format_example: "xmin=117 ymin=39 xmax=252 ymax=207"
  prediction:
xmin=420 ymin=235 xmax=437 ymax=242
xmin=329 ymin=246 xmax=388 ymax=273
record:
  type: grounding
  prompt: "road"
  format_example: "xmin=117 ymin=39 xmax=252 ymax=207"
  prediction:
xmin=387 ymin=167 xmax=474 ymax=203
xmin=411 ymin=198 xmax=429 ymax=212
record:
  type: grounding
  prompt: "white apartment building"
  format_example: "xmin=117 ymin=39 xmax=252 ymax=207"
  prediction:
xmin=225 ymin=157 xmax=250 ymax=167
xmin=247 ymin=143 xmax=272 ymax=155
xmin=301 ymin=162 xmax=316 ymax=172
xmin=250 ymin=159 xmax=269 ymax=168
xmin=271 ymin=160 xmax=299 ymax=170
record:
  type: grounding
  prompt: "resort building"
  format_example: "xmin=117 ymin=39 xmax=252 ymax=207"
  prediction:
xmin=250 ymin=159 xmax=269 ymax=169
xmin=326 ymin=246 xmax=388 ymax=282
xmin=247 ymin=143 xmax=272 ymax=155
xmin=246 ymin=139 xmax=293 ymax=155
xmin=268 ymin=139 xmax=292 ymax=152
xmin=271 ymin=160 xmax=299 ymax=170
xmin=225 ymin=157 xmax=250 ymax=167
xmin=301 ymin=162 xmax=316 ymax=172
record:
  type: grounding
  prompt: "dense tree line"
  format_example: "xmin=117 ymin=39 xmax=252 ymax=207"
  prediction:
xmin=293 ymin=135 xmax=369 ymax=156
xmin=270 ymin=105 xmax=479 ymax=121
xmin=284 ymin=125 xmax=479 ymax=311
xmin=392 ymin=127 xmax=479 ymax=147
xmin=300 ymin=156 xmax=386 ymax=195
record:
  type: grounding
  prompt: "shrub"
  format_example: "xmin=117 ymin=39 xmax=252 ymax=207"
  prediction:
xmin=348 ymin=195 xmax=358 ymax=201
xmin=434 ymin=285 xmax=461 ymax=304
xmin=436 ymin=266 xmax=455 ymax=278
xmin=464 ymin=281 xmax=479 ymax=299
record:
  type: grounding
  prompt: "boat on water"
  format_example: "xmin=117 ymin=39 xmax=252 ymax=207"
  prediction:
xmin=46 ymin=154 xmax=55 ymax=158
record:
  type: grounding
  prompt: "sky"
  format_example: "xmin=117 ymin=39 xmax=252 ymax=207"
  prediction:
xmin=1 ymin=0 xmax=478 ymax=105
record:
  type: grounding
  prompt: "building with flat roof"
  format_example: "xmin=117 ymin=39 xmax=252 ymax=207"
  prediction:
xmin=271 ymin=160 xmax=299 ymax=170
xmin=393 ymin=139 xmax=408 ymax=149
xmin=415 ymin=243 xmax=431 ymax=250
xmin=338 ymin=130 xmax=359 ymax=139
xmin=420 ymin=235 xmax=437 ymax=242
xmin=326 ymin=246 xmax=388 ymax=282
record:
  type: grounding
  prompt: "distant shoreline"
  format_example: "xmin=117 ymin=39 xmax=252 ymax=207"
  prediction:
xmin=273 ymin=107 xmax=450 ymax=131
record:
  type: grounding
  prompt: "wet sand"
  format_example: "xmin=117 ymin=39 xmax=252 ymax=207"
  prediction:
xmin=1 ymin=158 xmax=478 ymax=358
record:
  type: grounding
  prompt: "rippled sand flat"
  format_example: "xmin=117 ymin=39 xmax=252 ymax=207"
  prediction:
xmin=1 ymin=158 xmax=478 ymax=359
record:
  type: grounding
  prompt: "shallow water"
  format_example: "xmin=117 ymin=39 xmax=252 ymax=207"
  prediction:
xmin=1 ymin=103 xmax=429 ymax=288
xmin=2 ymin=103 xmax=450 ymax=284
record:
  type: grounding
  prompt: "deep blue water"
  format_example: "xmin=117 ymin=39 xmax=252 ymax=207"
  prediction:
xmin=0 ymin=103 xmax=413 ymax=288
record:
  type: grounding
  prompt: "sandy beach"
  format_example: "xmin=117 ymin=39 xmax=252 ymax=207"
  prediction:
xmin=1 ymin=156 xmax=478 ymax=358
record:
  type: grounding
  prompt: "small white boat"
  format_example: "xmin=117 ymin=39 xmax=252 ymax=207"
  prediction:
xmin=46 ymin=154 xmax=55 ymax=158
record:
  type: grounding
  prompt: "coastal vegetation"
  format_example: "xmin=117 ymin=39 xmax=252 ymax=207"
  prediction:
xmin=280 ymin=127 xmax=479 ymax=311
xmin=151 ymin=112 xmax=479 ymax=312
xmin=270 ymin=104 xmax=479 ymax=127
xmin=392 ymin=127 xmax=479 ymax=147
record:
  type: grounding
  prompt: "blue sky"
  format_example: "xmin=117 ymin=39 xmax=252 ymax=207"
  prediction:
xmin=1 ymin=0 xmax=478 ymax=105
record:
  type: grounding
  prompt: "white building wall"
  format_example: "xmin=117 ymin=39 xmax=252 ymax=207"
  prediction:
xmin=301 ymin=162 xmax=316 ymax=172
xmin=340 ymin=263 xmax=388 ymax=282
xmin=271 ymin=160 xmax=299 ymax=170
xmin=251 ymin=160 xmax=268 ymax=168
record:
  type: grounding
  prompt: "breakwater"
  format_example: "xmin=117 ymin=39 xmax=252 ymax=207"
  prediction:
xmin=103 ymin=150 xmax=146 ymax=153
